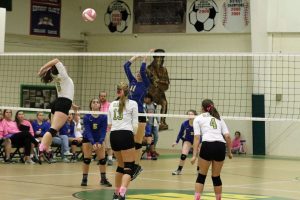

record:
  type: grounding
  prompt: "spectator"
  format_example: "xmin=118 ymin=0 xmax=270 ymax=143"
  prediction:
xmin=31 ymin=112 xmax=50 ymax=140
xmin=144 ymin=93 xmax=160 ymax=159
xmin=231 ymin=131 xmax=246 ymax=154
xmin=59 ymin=113 xmax=76 ymax=162
xmin=71 ymin=112 xmax=83 ymax=161
xmin=99 ymin=91 xmax=113 ymax=166
xmin=2 ymin=109 xmax=37 ymax=164
xmin=15 ymin=110 xmax=40 ymax=163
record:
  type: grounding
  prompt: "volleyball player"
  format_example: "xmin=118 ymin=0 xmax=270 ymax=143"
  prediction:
xmin=191 ymin=99 xmax=232 ymax=200
xmin=123 ymin=52 xmax=151 ymax=180
xmin=108 ymin=82 xmax=138 ymax=200
xmin=172 ymin=110 xmax=197 ymax=175
xmin=81 ymin=98 xmax=112 ymax=187
xmin=37 ymin=58 xmax=79 ymax=163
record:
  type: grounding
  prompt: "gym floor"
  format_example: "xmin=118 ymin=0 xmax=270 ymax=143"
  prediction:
xmin=0 ymin=150 xmax=299 ymax=200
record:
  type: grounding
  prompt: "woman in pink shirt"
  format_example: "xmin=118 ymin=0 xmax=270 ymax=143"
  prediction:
xmin=231 ymin=131 xmax=241 ymax=154
xmin=2 ymin=109 xmax=38 ymax=164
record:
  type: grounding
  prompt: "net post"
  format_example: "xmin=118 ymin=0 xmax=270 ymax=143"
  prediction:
xmin=252 ymin=94 xmax=265 ymax=155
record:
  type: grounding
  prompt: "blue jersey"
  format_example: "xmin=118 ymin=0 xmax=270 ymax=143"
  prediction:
xmin=176 ymin=120 xmax=195 ymax=144
xmin=60 ymin=121 xmax=75 ymax=138
xmin=83 ymin=114 xmax=107 ymax=145
xmin=124 ymin=61 xmax=150 ymax=113
xmin=31 ymin=120 xmax=50 ymax=137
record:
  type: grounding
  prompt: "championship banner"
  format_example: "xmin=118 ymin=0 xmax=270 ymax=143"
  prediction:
xmin=222 ymin=0 xmax=250 ymax=32
xmin=30 ymin=0 xmax=61 ymax=37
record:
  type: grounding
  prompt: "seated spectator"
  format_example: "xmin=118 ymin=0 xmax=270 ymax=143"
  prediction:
xmin=15 ymin=110 xmax=40 ymax=163
xmin=31 ymin=112 xmax=50 ymax=140
xmin=60 ymin=113 xmax=76 ymax=158
xmin=231 ymin=131 xmax=246 ymax=154
xmin=70 ymin=112 xmax=83 ymax=161
xmin=2 ymin=109 xmax=38 ymax=164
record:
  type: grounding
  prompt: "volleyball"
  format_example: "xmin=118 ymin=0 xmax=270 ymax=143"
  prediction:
xmin=82 ymin=8 xmax=96 ymax=22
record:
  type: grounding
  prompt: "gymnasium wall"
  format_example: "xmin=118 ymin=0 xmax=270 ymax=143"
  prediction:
xmin=3 ymin=0 xmax=300 ymax=157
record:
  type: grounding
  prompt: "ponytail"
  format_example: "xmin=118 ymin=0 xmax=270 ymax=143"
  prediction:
xmin=118 ymin=95 xmax=127 ymax=115
xmin=202 ymin=99 xmax=220 ymax=120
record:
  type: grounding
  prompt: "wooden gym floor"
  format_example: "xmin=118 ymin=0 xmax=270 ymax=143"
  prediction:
xmin=0 ymin=149 xmax=300 ymax=200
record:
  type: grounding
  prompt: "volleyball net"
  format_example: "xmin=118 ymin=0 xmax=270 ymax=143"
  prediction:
xmin=0 ymin=52 xmax=300 ymax=121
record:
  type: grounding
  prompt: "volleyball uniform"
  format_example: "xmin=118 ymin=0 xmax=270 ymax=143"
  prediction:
xmin=82 ymin=114 xmax=107 ymax=145
xmin=108 ymin=99 xmax=138 ymax=151
xmin=193 ymin=112 xmax=229 ymax=161
xmin=31 ymin=120 xmax=51 ymax=137
xmin=124 ymin=61 xmax=150 ymax=122
xmin=51 ymin=62 xmax=74 ymax=115
xmin=175 ymin=120 xmax=195 ymax=144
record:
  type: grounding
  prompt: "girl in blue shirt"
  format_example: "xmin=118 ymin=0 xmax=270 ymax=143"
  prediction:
xmin=31 ymin=112 xmax=51 ymax=138
xmin=81 ymin=98 xmax=112 ymax=187
xmin=123 ymin=52 xmax=151 ymax=180
xmin=172 ymin=110 xmax=198 ymax=175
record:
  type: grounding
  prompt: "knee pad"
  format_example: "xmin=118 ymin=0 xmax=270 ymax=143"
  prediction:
xmin=116 ymin=166 xmax=124 ymax=174
xmin=212 ymin=176 xmax=222 ymax=186
xmin=123 ymin=162 xmax=135 ymax=177
xmin=48 ymin=128 xmax=58 ymax=137
xmin=71 ymin=140 xmax=79 ymax=145
xmin=83 ymin=158 xmax=91 ymax=165
xmin=180 ymin=154 xmax=187 ymax=161
xmin=98 ymin=158 xmax=107 ymax=165
xmin=135 ymin=143 xmax=143 ymax=150
xmin=196 ymin=173 xmax=207 ymax=184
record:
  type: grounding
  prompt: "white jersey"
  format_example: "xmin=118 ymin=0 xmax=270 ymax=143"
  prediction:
xmin=53 ymin=62 xmax=74 ymax=101
xmin=107 ymin=99 xmax=138 ymax=132
xmin=193 ymin=112 xmax=229 ymax=143
xmin=74 ymin=121 xmax=83 ymax=138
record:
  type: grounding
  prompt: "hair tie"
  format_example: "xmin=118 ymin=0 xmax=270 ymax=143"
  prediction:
xmin=206 ymin=104 xmax=214 ymax=112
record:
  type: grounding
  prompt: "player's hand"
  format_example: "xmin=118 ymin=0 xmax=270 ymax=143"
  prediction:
xmin=227 ymin=152 xmax=233 ymax=159
xmin=72 ymin=104 xmax=80 ymax=111
xmin=191 ymin=156 xmax=197 ymax=165
xmin=93 ymin=143 xmax=101 ymax=150
xmin=172 ymin=142 xmax=177 ymax=147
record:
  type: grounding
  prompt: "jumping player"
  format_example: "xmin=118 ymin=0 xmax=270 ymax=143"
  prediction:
xmin=123 ymin=52 xmax=151 ymax=180
xmin=37 ymin=58 xmax=79 ymax=162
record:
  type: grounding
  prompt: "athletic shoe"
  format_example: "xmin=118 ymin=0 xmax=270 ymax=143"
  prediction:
xmin=62 ymin=157 xmax=70 ymax=163
xmin=131 ymin=165 xmax=143 ymax=181
xmin=81 ymin=179 xmax=87 ymax=186
xmin=63 ymin=151 xmax=73 ymax=156
xmin=25 ymin=159 xmax=36 ymax=165
xmin=112 ymin=193 xmax=119 ymax=200
xmin=100 ymin=178 xmax=112 ymax=187
xmin=172 ymin=169 xmax=182 ymax=175
xmin=118 ymin=195 xmax=125 ymax=200
xmin=107 ymin=159 xmax=113 ymax=166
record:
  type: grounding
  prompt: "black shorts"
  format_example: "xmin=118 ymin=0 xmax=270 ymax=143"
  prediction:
xmin=51 ymin=97 xmax=72 ymax=115
xmin=110 ymin=130 xmax=135 ymax=151
xmin=200 ymin=141 xmax=226 ymax=162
